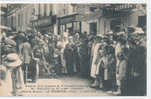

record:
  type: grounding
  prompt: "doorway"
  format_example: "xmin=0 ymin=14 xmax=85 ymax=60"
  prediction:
xmin=110 ymin=18 xmax=121 ymax=32
xmin=90 ymin=22 xmax=97 ymax=35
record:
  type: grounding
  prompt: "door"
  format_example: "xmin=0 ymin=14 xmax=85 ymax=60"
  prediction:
xmin=110 ymin=18 xmax=121 ymax=32
xmin=90 ymin=22 xmax=97 ymax=35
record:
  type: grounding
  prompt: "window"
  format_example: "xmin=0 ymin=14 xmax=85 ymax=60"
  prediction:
xmin=49 ymin=5 xmax=53 ymax=16
xmin=38 ymin=4 xmax=41 ymax=18
xmin=90 ymin=22 xmax=97 ymax=35
xmin=22 ymin=13 xmax=24 ymax=26
xmin=32 ymin=8 xmax=35 ymax=15
xmin=73 ymin=6 xmax=76 ymax=12
xmin=64 ymin=9 xmax=66 ymax=15
xmin=138 ymin=16 xmax=146 ymax=28
xmin=44 ymin=4 xmax=47 ymax=16
xmin=89 ymin=7 xmax=97 ymax=12
xmin=11 ymin=16 xmax=13 ymax=27
xmin=14 ymin=16 xmax=16 ymax=29
xmin=18 ymin=14 xmax=20 ymax=26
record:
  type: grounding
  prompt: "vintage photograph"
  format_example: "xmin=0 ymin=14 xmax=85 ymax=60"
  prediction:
xmin=0 ymin=3 xmax=146 ymax=96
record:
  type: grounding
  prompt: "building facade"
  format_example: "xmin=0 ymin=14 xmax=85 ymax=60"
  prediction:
xmin=73 ymin=4 xmax=146 ymax=36
xmin=5 ymin=4 xmax=146 ymax=35
xmin=102 ymin=4 xmax=146 ymax=33
xmin=6 ymin=4 xmax=55 ymax=33
xmin=53 ymin=4 xmax=80 ymax=35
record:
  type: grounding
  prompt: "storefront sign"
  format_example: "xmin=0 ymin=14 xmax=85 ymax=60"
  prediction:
xmin=59 ymin=14 xmax=77 ymax=25
xmin=37 ymin=17 xmax=51 ymax=27
xmin=33 ymin=16 xmax=56 ymax=27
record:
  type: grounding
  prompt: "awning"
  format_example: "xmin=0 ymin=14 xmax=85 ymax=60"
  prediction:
xmin=58 ymin=11 xmax=103 ymax=24
xmin=58 ymin=13 xmax=78 ymax=25
xmin=32 ymin=15 xmax=56 ymax=28
xmin=76 ymin=10 xmax=103 ymax=21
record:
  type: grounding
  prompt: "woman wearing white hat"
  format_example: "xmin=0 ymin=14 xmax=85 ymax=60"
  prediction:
xmin=3 ymin=53 xmax=23 ymax=95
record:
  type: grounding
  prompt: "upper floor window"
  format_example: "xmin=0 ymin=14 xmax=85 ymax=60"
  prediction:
xmin=73 ymin=6 xmax=77 ymax=12
xmin=44 ymin=4 xmax=47 ymax=16
xmin=18 ymin=14 xmax=20 ymax=26
xmin=89 ymin=7 xmax=97 ymax=12
xmin=32 ymin=8 xmax=35 ymax=15
xmin=64 ymin=9 xmax=66 ymax=15
xmin=49 ymin=4 xmax=53 ymax=16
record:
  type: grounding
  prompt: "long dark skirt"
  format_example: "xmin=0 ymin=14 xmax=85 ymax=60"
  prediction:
xmin=79 ymin=55 xmax=90 ymax=77
xmin=64 ymin=49 xmax=74 ymax=76
xmin=22 ymin=60 xmax=37 ymax=82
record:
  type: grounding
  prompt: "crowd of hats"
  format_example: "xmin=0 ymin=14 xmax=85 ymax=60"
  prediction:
xmin=94 ymin=26 xmax=145 ymax=44
xmin=1 ymin=25 xmax=145 ymax=69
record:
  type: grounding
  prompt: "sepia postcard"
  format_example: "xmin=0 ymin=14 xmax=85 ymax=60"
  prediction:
xmin=0 ymin=2 xmax=147 ymax=96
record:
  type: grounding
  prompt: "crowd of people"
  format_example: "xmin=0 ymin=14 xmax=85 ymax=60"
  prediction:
xmin=0 ymin=25 xmax=146 ymax=96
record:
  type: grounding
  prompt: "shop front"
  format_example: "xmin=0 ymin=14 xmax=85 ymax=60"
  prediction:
xmin=32 ymin=15 xmax=56 ymax=34
xmin=76 ymin=10 xmax=103 ymax=36
xmin=102 ymin=4 xmax=146 ymax=33
xmin=58 ymin=13 xmax=81 ymax=35
xmin=102 ymin=8 xmax=129 ymax=33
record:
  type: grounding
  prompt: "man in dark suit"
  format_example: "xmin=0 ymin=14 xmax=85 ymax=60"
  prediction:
xmin=126 ymin=26 xmax=146 ymax=96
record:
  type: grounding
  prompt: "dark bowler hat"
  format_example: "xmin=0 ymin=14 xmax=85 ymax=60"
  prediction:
xmin=127 ymin=25 xmax=136 ymax=33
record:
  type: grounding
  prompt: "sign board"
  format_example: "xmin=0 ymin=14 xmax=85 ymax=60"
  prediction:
xmin=59 ymin=15 xmax=76 ymax=25
xmin=33 ymin=16 xmax=56 ymax=27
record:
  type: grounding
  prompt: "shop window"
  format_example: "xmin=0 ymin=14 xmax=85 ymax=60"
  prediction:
xmin=90 ymin=22 xmax=97 ymax=35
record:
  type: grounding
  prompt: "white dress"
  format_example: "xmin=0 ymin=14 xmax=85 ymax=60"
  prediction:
xmin=0 ymin=65 xmax=12 ymax=96
xmin=90 ymin=43 xmax=101 ymax=78
xmin=4 ymin=66 xmax=24 ymax=96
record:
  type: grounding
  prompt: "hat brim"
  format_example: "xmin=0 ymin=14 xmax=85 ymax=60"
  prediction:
xmin=6 ymin=59 xmax=22 ymax=68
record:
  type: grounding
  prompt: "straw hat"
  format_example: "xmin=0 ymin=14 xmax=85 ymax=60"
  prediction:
xmin=132 ymin=27 xmax=145 ymax=35
xmin=106 ymin=31 xmax=114 ymax=36
xmin=4 ymin=53 xmax=22 ymax=68
xmin=4 ymin=38 xmax=16 ymax=47
xmin=116 ymin=31 xmax=125 ymax=36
